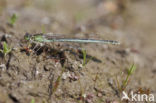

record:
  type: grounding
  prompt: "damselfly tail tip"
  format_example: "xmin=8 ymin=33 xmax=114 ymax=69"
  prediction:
xmin=111 ymin=41 xmax=120 ymax=45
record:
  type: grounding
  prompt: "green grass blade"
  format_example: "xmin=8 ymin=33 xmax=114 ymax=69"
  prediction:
xmin=122 ymin=64 xmax=136 ymax=90
xmin=82 ymin=49 xmax=87 ymax=66
xmin=9 ymin=13 xmax=18 ymax=26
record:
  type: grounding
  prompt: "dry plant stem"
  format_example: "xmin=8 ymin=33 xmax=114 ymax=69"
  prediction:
xmin=52 ymin=67 xmax=65 ymax=95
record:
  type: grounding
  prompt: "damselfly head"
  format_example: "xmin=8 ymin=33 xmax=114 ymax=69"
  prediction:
xmin=24 ymin=33 xmax=31 ymax=41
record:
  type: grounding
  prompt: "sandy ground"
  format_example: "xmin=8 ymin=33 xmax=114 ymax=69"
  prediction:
xmin=0 ymin=0 xmax=156 ymax=103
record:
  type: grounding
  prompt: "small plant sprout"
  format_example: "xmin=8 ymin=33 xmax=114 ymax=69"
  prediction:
xmin=52 ymin=67 xmax=65 ymax=94
xmin=0 ymin=42 xmax=12 ymax=57
xmin=82 ymin=49 xmax=87 ymax=66
xmin=122 ymin=64 xmax=136 ymax=90
xmin=9 ymin=13 xmax=18 ymax=26
xmin=82 ymin=49 xmax=93 ymax=67
xmin=31 ymin=98 xmax=35 ymax=103
xmin=42 ymin=25 xmax=46 ymax=33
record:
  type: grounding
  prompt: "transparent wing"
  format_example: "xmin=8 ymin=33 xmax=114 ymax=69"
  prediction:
xmin=53 ymin=38 xmax=120 ymax=45
xmin=42 ymin=33 xmax=70 ymax=39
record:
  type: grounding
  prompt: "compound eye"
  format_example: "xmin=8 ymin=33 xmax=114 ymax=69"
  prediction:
xmin=24 ymin=33 xmax=31 ymax=41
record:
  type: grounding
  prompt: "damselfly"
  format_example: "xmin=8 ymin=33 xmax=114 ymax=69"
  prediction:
xmin=24 ymin=33 xmax=120 ymax=45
